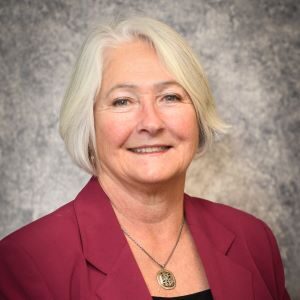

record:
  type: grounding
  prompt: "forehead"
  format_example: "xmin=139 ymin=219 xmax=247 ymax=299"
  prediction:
xmin=101 ymin=40 xmax=178 ymax=90
xmin=103 ymin=39 xmax=157 ymax=67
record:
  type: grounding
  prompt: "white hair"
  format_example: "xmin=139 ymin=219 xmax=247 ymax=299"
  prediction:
xmin=59 ymin=16 xmax=228 ymax=175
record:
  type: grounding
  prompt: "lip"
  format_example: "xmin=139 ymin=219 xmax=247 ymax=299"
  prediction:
xmin=127 ymin=145 xmax=172 ymax=154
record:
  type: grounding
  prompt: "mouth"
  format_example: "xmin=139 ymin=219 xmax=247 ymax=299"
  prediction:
xmin=128 ymin=145 xmax=172 ymax=154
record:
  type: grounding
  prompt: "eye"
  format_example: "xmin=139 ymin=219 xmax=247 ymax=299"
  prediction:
xmin=112 ymin=98 xmax=130 ymax=106
xmin=163 ymin=94 xmax=182 ymax=102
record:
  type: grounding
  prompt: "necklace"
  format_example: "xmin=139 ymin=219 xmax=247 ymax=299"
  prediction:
xmin=122 ymin=217 xmax=185 ymax=290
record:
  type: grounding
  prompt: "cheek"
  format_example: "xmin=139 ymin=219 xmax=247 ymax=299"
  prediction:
xmin=95 ymin=114 xmax=133 ymax=150
xmin=165 ymin=108 xmax=199 ymax=143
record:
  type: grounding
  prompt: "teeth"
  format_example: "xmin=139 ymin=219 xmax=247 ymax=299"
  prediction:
xmin=130 ymin=146 xmax=170 ymax=153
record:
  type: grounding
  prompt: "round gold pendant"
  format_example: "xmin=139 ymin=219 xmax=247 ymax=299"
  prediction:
xmin=156 ymin=269 xmax=176 ymax=290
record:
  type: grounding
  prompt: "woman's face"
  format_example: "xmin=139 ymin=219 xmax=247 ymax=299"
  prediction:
xmin=94 ymin=40 xmax=199 ymax=187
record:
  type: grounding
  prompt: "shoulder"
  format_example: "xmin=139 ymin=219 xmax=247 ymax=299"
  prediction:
xmin=1 ymin=200 xmax=78 ymax=245
xmin=187 ymin=194 xmax=270 ymax=234
xmin=0 ymin=200 xmax=82 ymax=266
xmin=0 ymin=200 xmax=84 ymax=299
xmin=186 ymin=195 xmax=290 ymax=299
xmin=185 ymin=195 xmax=282 ymax=261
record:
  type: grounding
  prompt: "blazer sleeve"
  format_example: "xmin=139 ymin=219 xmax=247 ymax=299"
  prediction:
xmin=0 ymin=239 xmax=53 ymax=300
xmin=262 ymin=223 xmax=291 ymax=300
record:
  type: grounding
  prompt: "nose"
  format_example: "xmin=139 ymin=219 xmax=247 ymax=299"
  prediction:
xmin=136 ymin=100 xmax=165 ymax=135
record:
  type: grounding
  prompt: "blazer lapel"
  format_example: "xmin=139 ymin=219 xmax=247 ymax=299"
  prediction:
xmin=184 ymin=194 xmax=254 ymax=300
xmin=74 ymin=178 xmax=269 ymax=299
xmin=96 ymin=244 xmax=151 ymax=299
xmin=74 ymin=177 xmax=151 ymax=299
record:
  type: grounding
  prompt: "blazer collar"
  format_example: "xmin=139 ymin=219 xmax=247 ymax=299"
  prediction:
xmin=74 ymin=177 xmax=151 ymax=299
xmin=184 ymin=194 xmax=254 ymax=300
xmin=74 ymin=177 xmax=255 ymax=299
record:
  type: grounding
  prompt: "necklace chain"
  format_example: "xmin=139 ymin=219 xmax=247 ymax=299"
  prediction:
xmin=122 ymin=217 xmax=185 ymax=269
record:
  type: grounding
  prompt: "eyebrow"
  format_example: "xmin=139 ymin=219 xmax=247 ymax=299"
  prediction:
xmin=104 ymin=81 xmax=183 ymax=98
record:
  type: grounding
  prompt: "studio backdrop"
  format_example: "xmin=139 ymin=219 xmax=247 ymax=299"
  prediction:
xmin=0 ymin=0 xmax=299 ymax=298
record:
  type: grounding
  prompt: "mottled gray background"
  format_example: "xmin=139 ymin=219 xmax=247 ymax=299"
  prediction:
xmin=0 ymin=0 xmax=299 ymax=298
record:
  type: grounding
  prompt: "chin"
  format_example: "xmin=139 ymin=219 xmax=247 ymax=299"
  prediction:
xmin=129 ymin=169 xmax=185 ymax=186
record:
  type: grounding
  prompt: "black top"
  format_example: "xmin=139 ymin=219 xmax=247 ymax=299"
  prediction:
xmin=152 ymin=289 xmax=213 ymax=300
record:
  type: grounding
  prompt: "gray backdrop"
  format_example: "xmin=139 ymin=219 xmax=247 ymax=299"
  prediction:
xmin=0 ymin=0 xmax=299 ymax=298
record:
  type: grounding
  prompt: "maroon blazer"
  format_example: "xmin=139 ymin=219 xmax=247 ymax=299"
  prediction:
xmin=0 ymin=177 xmax=290 ymax=300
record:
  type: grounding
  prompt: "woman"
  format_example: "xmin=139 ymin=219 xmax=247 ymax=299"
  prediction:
xmin=0 ymin=17 xmax=290 ymax=300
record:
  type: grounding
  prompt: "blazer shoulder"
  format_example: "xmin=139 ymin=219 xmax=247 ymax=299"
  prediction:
xmin=0 ymin=200 xmax=85 ymax=300
xmin=0 ymin=200 xmax=80 ymax=253
xmin=189 ymin=195 xmax=267 ymax=227
xmin=186 ymin=195 xmax=276 ymax=246
xmin=186 ymin=195 xmax=290 ymax=300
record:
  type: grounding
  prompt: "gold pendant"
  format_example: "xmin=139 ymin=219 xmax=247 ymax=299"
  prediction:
xmin=156 ymin=269 xmax=176 ymax=290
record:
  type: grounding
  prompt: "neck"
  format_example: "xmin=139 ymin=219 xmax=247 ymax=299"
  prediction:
xmin=97 ymin=173 xmax=186 ymax=238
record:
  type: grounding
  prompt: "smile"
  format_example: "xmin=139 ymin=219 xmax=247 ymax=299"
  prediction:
xmin=128 ymin=146 xmax=171 ymax=154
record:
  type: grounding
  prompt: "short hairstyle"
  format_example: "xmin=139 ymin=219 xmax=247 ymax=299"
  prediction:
xmin=59 ymin=16 xmax=228 ymax=175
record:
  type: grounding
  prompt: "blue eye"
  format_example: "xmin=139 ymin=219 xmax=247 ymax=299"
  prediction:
xmin=163 ymin=94 xmax=182 ymax=102
xmin=112 ymin=98 xmax=129 ymax=106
